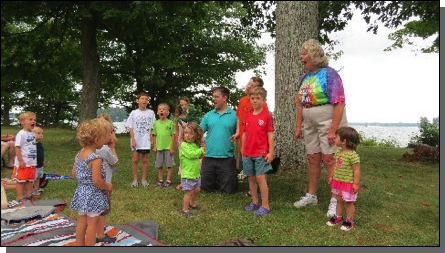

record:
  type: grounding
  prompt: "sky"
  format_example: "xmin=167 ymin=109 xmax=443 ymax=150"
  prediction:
xmin=235 ymin=9 xmax=439 ymax=124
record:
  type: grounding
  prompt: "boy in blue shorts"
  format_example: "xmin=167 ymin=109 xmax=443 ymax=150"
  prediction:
xmin=241 ymin=87 xmax=275 ymax=217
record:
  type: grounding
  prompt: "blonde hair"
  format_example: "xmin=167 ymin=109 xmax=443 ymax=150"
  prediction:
xmin=77 ymin=118 xmax=112 ymax=147
xmin=158 ymin=103 xmax=170 ymax=110
xmin=250 ymin=76 xmax=264 ymax=87
xmin=181 ymin=122 xmax=203 ymax=146
xmin=32 ymin=126 xmax=43 ymax=134
xmin=249 ymin=87 xmax=267 ymax=100
xmin=98 ymin=113 xmax=112 ymax=123
xmin=300 ymin=39 xmax=329 ymax=68
xmin=18 ymin=111 xmax=36 ymax=123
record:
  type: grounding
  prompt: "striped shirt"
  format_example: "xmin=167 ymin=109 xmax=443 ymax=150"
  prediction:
xmin=333 ymin=150 xmax=360 ymax=183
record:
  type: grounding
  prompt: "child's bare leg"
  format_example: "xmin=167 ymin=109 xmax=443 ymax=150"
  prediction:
xmin=335 ymin=194 xmax=344 ymax=217
xmin=166 ymin=167 xmax=173 ymax=182
xmin=85 ymin=216 xmax=100 ymax=246
xmin=256 ymin=175 xmax=269 ymax=209
xmin=96 ymin=216 xmax=105 ymax=238
xmin=24 ymin=181 xmax=33 ymax=198
xmin=157 ymin=168 xmax=163 ymax=182
xmin=15 ymin=182 xmax=24 ymax=200
xmin=132 ymin=152 xmax=139 ymax=181
xmin=345 ymin=202 xmax=355 ymax=219
xmin=190 ymin=187 xmax=201 ymax=206
xmin=141 ymin=154 xmax=148 ymax=182
xmin=248 ymin=176 xmax=259 ymax=205
xmin=33 ymin=180 xmax=39 ymax=191
xmin=74 ymin=215 xmax=87 ymax=246
xmin=183 ymin=190 xmax=193 ymax=212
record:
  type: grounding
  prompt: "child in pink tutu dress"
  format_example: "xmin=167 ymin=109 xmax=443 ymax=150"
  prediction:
xmin=326 ymin=127 xmax=361 ymax=231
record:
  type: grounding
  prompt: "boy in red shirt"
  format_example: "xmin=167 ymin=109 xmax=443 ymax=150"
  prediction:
xmin=241 ymin=87 xmax=274 ymax=217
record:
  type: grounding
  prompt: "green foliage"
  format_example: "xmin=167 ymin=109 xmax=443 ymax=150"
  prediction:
xmin=411 ymin=117 xmax=439 ymax=147
xmin=359 ymin=132 xmax=397 ymax=148
xmin=1 ymin=1 xmax=266 ymax=125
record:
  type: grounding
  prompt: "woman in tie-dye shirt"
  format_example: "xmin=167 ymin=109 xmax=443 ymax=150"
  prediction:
xmin=293 ymin=39 xmax=348 ymax=218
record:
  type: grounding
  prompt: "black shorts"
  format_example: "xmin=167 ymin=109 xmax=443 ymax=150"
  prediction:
xmin=136 ymin=149 xmax=150 ymax=154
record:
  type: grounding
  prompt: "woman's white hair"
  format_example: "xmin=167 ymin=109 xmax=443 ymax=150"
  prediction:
xmin=300 ymin=39 xmax=329 ymax=68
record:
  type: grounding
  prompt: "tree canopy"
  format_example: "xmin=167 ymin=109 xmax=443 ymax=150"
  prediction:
xmin=1 ymin=1 xmax=266 ymax=125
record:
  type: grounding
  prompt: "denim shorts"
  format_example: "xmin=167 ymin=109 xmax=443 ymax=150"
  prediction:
xmin=242 ymin=156 xmax=272 ymax=176
xmin=35 ymin=167 xmax=44 ymax=180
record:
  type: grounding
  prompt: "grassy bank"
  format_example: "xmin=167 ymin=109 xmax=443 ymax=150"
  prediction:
xmin=1 ymin=126 xmax=439 ymax=246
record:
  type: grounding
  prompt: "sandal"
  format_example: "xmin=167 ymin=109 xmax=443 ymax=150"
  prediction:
xmin=163 ymin=181 xmax=171 ymax=187
xmin=156 ymin=180 xmax=163 ymax=187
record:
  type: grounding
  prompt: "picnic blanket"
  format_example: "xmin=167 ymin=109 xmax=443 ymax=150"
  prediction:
xmin=1 ymin=214 xmax=162 ymax=246
xmin=45 ymin=173 xmax=71 ymax=180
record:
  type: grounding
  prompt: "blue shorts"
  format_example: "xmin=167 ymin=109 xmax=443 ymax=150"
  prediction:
xmin=242 ymin=156 xmax=272 ymax=176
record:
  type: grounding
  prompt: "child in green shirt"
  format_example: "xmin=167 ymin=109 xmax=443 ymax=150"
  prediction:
xmin=152 ymin=103 xmax=176 ymax=187
xmin=180 ymin=122 xmax=205 ymax=217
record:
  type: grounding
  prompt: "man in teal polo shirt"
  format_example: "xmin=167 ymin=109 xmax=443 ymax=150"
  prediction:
xmin=200 ymin=87 xmax=238 ymax=193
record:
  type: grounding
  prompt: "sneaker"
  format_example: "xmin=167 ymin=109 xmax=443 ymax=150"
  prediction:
xmin=163 ymin=181 xmax=171 ymax=188
xmin=244 ymin=202 xmax=260 ymax=212
xmin=254 ymin=206 xmax=271 ymax=217
xmin=141 ymin=180 xmax=149 ymax=187
xmin=189 ymin=204 xmax=202 ymax=210
xmin=326 ymin=215 xmax=343 ymax=226
xmin=156 ymin=180 xmax=163 ymax=187
xmin=293 ymin=193 xmax=318 ymax=208
xmin=96 ymin=234 xmax=117 ymax=244
xmin=327 ymin=198 xmax=337 ymax=217
xmin=340 ymin=218 xmax=354 ymax=231
xmin=181 ymin=210 xmax=194 ymax=218
xmin=131 ymin=180 xmax=138 ymax=187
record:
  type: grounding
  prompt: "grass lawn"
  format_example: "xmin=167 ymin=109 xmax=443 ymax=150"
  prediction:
xmin=1 ymin=126 xmax=439 ymax=246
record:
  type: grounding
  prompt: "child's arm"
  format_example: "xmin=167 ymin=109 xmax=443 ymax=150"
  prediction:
xmin=352 ymin=164 xmax=361 ymax=193
xmin=91 ymin=159 xmax=113 ymax=191
xmin=265 ymin=132 xmax=275 ymax=164
xmin=170 ymin=121 xmax=176 ymax=155
xmin=152 ymin=134 xmax=157 ymax=152
xmin=71 ymin=162 xmax=76 ymax=179
xmin=129 ymin=128 xmax=136 ymax=148
xmin=181 ymin=144 xmax=205 ymax=159
xmin=241 ymin=132 xmax=246 ymax=156
xmin=108 ymin=141 xmax=119 ymax=168
xmin=15 ymin=147 xmax=25 ymax=168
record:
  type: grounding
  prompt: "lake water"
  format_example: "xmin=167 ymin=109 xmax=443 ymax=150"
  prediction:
xmin=351 ymin=125 xmax=419 ymax=147
xmin=115 ymin=122 xmax=419 ymax=148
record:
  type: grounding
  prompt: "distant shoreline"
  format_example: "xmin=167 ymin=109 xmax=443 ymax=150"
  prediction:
xmin=349 ymin=122 xmax=418 ymax=127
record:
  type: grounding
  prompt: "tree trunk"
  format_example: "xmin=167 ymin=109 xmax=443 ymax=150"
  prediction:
xmin=275 ymin=1 xmax=319 ymax=170
xmin=79 ymin=15 xmax=100 ymax=124
xmin=2 ymin=102 xmax=11 ymax=126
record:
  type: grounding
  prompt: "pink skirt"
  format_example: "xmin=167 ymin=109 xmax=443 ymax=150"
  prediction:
xmin=330 ymin=179 xmax=357 ymax=192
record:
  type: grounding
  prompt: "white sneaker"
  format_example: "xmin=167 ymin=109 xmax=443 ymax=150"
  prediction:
xmin=293 ymin=193 xmax=318 ymax=208
xmin=327 ymin=198 xmax=337 ymax=217
xmin=131 ymin=180 xmax=138 ymax=188
xmin=141 ymin=180 xmax=149 ymax=187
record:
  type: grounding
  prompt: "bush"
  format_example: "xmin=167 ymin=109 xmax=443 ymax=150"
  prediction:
xmin=403 ymin=144 xmax=439 ymax=163
xmin=411 ymin=117 xmax=439 ymax=147
xmin=358 ymin=133 xmax=397 ymax=148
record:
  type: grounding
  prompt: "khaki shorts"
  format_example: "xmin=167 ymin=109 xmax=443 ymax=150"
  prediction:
xmin=302 ymin=104 xmax=348 ymax=154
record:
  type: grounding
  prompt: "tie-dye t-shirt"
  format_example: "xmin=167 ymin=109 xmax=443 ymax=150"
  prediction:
xmin=296 ymin=66 xmax=345 ymax=106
